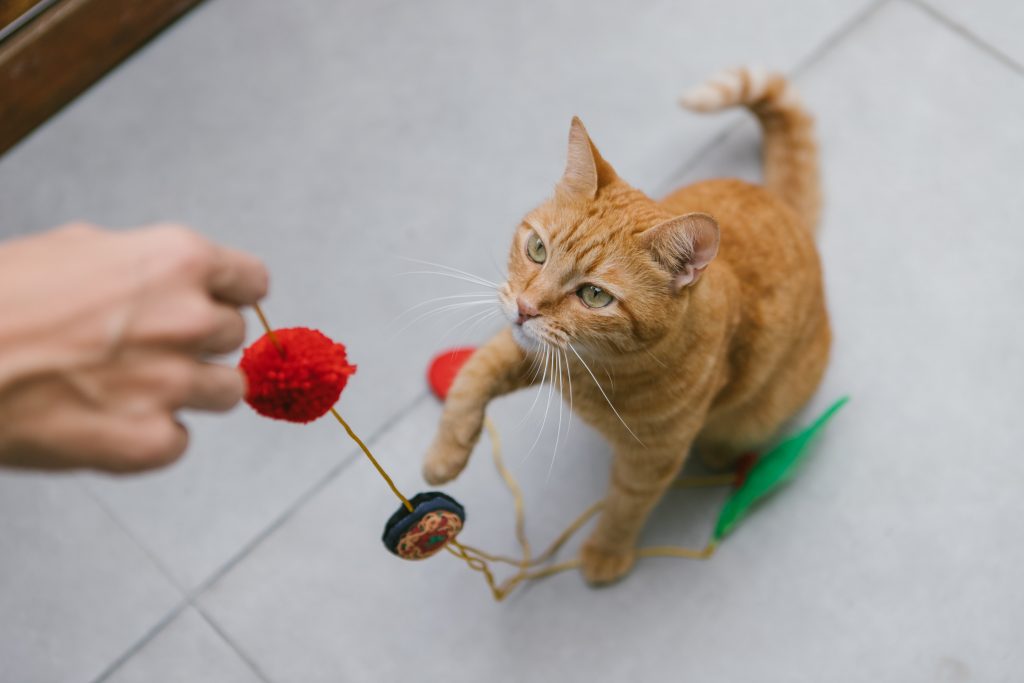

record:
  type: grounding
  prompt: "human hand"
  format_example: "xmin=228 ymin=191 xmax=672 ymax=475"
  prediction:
xmin=0 ymin=223 xmax=268 ymax=472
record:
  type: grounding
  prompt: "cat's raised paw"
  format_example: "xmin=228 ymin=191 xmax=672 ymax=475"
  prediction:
xmin=422 ymin=439 xmax=470 ymax=485
xmin=579 ymin=543 xmax=637 ymax=586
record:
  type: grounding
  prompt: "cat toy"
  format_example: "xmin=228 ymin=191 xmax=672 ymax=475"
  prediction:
xmin=240 ymin=303 xmax=847 ymax=601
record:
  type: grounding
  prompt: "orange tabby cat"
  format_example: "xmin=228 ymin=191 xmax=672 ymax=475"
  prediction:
xmin=423 ymin=67 xmax=830 ymax=584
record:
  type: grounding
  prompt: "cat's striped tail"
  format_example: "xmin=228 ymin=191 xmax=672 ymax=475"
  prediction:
xmin=680 ymin=67 xmax=821 ymax=233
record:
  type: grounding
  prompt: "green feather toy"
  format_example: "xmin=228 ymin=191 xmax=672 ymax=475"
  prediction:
xmin=712 ymin=396 xmax=849 ymax=543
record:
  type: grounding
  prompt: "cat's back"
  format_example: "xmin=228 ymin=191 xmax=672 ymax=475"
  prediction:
xmin=658 ymin=177 xmax=822 ymax=294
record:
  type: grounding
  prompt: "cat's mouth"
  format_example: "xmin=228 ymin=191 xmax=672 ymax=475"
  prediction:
xmin=510 ymin=320 xmax=540 ymax=350
xmin=511 ymin=316 xmax=568 ymax=353
xmin=501 ymin=288 xmax=558 ymax=350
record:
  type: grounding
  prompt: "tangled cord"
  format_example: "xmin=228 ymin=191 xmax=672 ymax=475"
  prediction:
xmin=447 ymin=418 xmax=721 ymax=601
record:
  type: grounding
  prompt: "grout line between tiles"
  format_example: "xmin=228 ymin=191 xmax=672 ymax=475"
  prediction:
xmin=80 ymin=3 xmax=909 ymax=678
xmin=86 ymin=601 xmax=191 ymax=683
xmin=193 ymin=604 xmax=275 ymax=683
xmin=80 ymin=477 xmax=189 ymax=594
xmin=789 ymin=0 xmax=892 ymax=78
xmin=88 ymin=391 xmax=428 ymax=683
xmin=652 ymin=0 xmax=891 ymax=196
xmin=905 ymin=0 xmax=1024 ymax=77
xmin=188 ymin=391 xmax=429 ymax=599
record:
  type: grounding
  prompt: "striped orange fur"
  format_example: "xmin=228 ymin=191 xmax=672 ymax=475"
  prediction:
xmin=423 ymin=67 xmax=830 ymax=584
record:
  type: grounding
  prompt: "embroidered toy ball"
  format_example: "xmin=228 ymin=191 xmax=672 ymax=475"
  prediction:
xmin=239 ymin=327 xmax=356 ymax=423
xmin=427 ymin=347 xmax=476 ymax=400
xmin=382 ymin=492 xmax=466 ymax=559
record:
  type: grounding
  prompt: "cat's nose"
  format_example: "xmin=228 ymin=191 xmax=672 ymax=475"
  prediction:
xmin=515 ymin=297 xmax=540 ymax=325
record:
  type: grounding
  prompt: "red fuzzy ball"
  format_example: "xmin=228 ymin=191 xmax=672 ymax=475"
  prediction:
xmin=240 ymin=327 xmax=356 ymax=423
xmin=427 ymin=347 xmax=476 ymax=401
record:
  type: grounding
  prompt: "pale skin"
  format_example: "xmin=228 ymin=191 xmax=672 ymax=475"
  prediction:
xmin=0 ymin=223 xmax=268 ymax=473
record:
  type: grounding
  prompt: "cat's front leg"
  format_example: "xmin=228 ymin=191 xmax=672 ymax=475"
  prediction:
xmin=423 ymin=328 xmax=531 ymax=485
xmin=580 ymin=444 xmax=690 ymax=585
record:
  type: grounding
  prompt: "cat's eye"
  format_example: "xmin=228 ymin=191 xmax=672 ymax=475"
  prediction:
xmin=578 ymin=284 xmax=613 ymax=308
xmin=526 ymin=231 xmax=547 ymax=264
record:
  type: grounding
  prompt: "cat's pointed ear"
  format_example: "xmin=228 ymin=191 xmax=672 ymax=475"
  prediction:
xmin=557 ymin=117 xmax=618 ymax=200
xmin=639 ymin=212 xmax=720 ymax=291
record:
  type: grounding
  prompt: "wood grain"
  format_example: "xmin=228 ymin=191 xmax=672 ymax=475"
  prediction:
xmin=0 ymin=0 xmax=43 ymax=32
xmin=0 ymin=0 xmax=204 ymax=156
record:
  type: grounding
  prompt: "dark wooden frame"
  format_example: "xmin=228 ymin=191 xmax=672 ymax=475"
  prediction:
xmin=0 ymin=0 xmax=204 ymax=156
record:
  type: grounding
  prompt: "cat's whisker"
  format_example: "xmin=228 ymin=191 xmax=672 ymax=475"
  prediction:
xmin=398 ymin=298 xmax=496 ymax=329
xmin=568 ymin=342 xmax=645 ymax=446
xmin=547 ymin=349 xmax=565 ymax=482
xmin=397 ymin=256 xmax=502 ymax=287
xmin=454 ymin=308 xmax=502 ymax=343
xmin=517 ymin=344 xmax=550 ymax=429
xmin=526 ymin=347 xmax=545 ymax=385
xmin=643 ymin=346 xmax=669 ymax=369
xmin=532 ymin=348 xmax=549 ymax=382
xmin=387 ymin=292 xmax=497 ymax=328
xmin=389 ymin=299 xmax=496 ymax=340
xmin=398 ymin=270 xmax=500 ymax=291
xmin=562 ymin=347 xmax=574 ymax=441
xmin=596 ymin=358 xmax=616 ymax=392
xmin=397 ymin=257 xmax=502 ymax=289
xmin=446 ymin=307 xmax=499 ymax=338
xmin=433 ymin=307 xmax=501 ymax=351
xmin=521 ymin=347 xmax=556 ymax=459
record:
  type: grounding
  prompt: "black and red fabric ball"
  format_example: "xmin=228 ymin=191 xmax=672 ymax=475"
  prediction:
xmin=239 ymin=327 xmax=356 ymax=423
xmin=382 ymin=492 xmax=466 ymax=560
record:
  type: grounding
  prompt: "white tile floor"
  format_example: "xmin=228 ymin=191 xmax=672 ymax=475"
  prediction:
xmin=1 ymin=0 xmax=1022 ymax=681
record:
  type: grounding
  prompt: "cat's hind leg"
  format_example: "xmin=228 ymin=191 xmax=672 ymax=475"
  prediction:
xmin=696 ymin=321 xmax=830 ymax=470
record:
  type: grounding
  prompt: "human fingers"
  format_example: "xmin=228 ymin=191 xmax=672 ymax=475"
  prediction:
xmin=123 ymin=293 xmax=247 ymax=356
xmin=181 ymin=362 xmax=245 ymax=412
xmin=132 ymin=224 xmax=265 ymax=305
xmin=206 ymin=244 xmax=269 ymax=306
xmin=100 ymin=353 xmax=243 ymax=412
xmin=90 ymin=413 xmax=190 ymax=473
xmin=1 ymin=408 xmax=188 ymax=473
xmin=192 ymin=303 xmax=247 ymax=355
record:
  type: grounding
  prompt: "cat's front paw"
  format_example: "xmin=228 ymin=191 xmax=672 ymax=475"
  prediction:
xmin=579 ymin=542 xmax=637 ymax=586
xmin=422 ymin=433 xmax=472 ymax=485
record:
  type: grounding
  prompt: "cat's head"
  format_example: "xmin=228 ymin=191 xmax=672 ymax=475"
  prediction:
xmin=500 ymin=117 xmax=719 ymax=355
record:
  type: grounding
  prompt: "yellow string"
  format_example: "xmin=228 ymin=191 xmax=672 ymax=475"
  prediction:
xmin=253 ymin=303 xmax=283 ymax=354
xmin=329 ymin=407 xmax=414 ymax=513
xmin=252 ymin=304 xmax=414 ymax=513
xmin=251 ymin=303 xmax=724 ymax=602
xmin=459 ymin=416 xmax=718 ymax=600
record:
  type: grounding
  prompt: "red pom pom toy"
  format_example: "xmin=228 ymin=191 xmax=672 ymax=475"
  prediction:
xmin=427 ymin=347 xmax=476 ymax=401
xmin=240 ymin=327 xmax=356 ymax=423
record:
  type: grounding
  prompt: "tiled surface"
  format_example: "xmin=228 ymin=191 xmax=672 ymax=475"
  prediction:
xmin=0 ymin=473 xmax=180 ymax=683
xmin=198 ymin=397 xmax=739 ymax=683
xmin=104 ymin=608 xmax=263 ymax=683
xmin=80 ymin=403 xmax=351 ymax=590
xmin=0 ymin=0 xmax=872 ymax=596
xmin=923 ymin=0 xmax=1024 ymax=69
xmin=1 ymin=0 xmax=1023 ymax=681
xmin=203 ymin=1 xmax=1024 ymax=681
